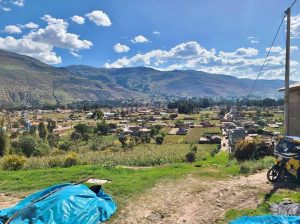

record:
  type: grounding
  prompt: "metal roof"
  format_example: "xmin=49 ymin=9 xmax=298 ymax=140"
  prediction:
xmin=278 ymin=82 xmax=300 ymax=91
xmin=284 ymin=136 xmax=300 ymax=142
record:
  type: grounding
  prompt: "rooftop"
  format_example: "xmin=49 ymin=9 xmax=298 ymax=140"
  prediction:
xmin=278 ymin=82 xmax=300 ymax=91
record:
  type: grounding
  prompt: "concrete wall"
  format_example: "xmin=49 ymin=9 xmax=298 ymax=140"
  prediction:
xmin=289 ymin=89 xmax=300 ymax=136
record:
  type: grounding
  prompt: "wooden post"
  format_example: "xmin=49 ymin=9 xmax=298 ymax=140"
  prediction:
xmin=284 ymin=7 xmax=291 ymax=136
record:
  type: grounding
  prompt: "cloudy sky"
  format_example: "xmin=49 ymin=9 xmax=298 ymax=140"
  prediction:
xmin=0 ymin=0 xmax=300 ymax=80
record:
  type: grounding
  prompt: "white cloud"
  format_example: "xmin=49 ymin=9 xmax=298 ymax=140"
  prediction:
xmin=27 ymin=15 xmax=92 ymax=51
xmin=104 ymin=41 xmax=298 ymax=80
xmin=0 ymin=5 xmax=11 ymax=11
xmin=71 ymin=15 xmax=85 ymax=25
xmin=219 ymin=47 xmax=259 ymax=58
xmin=113 ymin=43 xmax=130 ymax=53
xmin=291 ymin=15 xmax=300 ymax=38
xmin=153 ymin=31 xmax=160 ymax=35
xmin=3 ymin=25 xmax=22 ymax=34
xmin=85 ymin=10 xmax=111 ymax=27
xmin=131 ymin=35 xmax=149 ymax=43
xmin=23 ymin=22 xmax=39 ymax=29
xmin=0 ymin=36 xmax=61 ymax=64
xmin=248 ymin=36 xmax=259 ymax=44
xmin=266 ymin=46 xmax=283 ymax=53
xmin=11 ymin=0 xmax=24 ymax=7
xmin=0 ymin=15 xmax=92 ymax=64
xmin=70 ymin=51 xmax=81 ymax=58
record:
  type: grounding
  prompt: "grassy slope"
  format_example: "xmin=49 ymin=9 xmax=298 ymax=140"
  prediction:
xmin=0 ymin=151 xmax=294 ymax=222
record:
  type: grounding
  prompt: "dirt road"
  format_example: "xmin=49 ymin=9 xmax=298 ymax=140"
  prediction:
xmin=111 ymin=172 xmax=273 ymax=224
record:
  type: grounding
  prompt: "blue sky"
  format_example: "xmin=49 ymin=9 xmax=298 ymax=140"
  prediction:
xmin=0 ymin=0 xmax=300 ymax=80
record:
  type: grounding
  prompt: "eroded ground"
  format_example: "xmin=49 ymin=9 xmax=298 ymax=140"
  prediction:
xmin=111 ymin=172 xmax=272 ymax=224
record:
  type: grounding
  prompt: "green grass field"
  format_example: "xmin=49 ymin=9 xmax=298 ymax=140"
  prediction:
xmin=186 ymin=127 xmax=221 ymax=143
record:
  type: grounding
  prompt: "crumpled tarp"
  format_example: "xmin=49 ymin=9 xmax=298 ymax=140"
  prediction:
xmin=230 ymin=215 xmax=300 ymax=224
xmin=0 ymin=183 xmax=117 ymax=224
xmin=270 ymin=201 xmax=300 ymax=215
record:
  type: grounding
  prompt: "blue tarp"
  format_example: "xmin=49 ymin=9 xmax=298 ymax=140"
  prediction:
xmin=230 ymin=215 xmax=300 ymax=224
xmin=0 ymin=183 xmax=117 ymax=224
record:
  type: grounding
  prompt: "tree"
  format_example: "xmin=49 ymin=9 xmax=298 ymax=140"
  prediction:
xmin=82 ymin=133 xmax=90 ymax=144
xmin=0 ymin=119 xmax=8 ymax=157
xmin=118 ymin=135 xmax=127 ymax=147
xmin=18 ymin=136 xmax=38 ymax=157
xmin=38 ymin=122 xmax=48 ymax=141
xmin=0 ymin=131 xmax=8 ymax=157
xmin=155 ymin=134 xmax=165 ymax=145
xmin=97 ymin=122 xmax=110 ymax=135
xmin=29 ymin=125 xmax=37 ymax=135
xmin=92 ymin=110 xmax=104 ymax=120
xmin=47 ymin=133 xmax=60 ymax=148
xmin=70 ymin=131 xmax=82 ymax=142
xmin=47 ymin=119 xmax=56 ymax=133
xmin=74 ymin=123 xmax=89 ymax=135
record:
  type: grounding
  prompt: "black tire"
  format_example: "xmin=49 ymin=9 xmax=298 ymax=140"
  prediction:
xmin=267 ymin=165 xmax=283 ymax=183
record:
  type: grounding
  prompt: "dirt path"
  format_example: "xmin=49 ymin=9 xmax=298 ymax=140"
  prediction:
xmin=111 ymin=172 xmax=273 ymax=224
xmin=0 ymin=194 xmax=20 ymax=210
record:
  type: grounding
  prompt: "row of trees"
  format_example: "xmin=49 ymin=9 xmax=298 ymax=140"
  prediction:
xmin=167 ymin=98 xmax=284 ymax=114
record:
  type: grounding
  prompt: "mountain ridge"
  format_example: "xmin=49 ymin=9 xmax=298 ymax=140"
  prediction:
xmin=0 ymin=49 xmax=285 ymax=106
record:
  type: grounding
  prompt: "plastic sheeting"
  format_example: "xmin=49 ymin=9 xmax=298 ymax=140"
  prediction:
xmin=270 ymin=201 xmax=300 ymax=215
xmin=0 ymin=183 xmax=117 ymax=224
xmin=230 ymin=215 xmax=300 ymax=224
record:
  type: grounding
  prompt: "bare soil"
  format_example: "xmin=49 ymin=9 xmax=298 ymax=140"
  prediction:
xmin=0 ymin=193 xmax=20 ymax=210
xmin=111 ymin=172 xmax=272 ymax=224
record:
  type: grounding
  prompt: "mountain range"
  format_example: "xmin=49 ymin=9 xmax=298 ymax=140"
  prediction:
xmin=0 ymin=49 xmax=285 ymax=106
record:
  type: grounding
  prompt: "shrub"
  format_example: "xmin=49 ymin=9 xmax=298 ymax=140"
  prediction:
xmin=2 ymin=155 xmax=27 ymax=170
xmin=50 ymin=149 xmax=66 ymax=156
xmin=63 ymin=152 xmax=79 ymax=167
xmin=210 ymin=146 xmax=220 ymax=157
xmin=48 ymin=157 xmax=64 ymax=168
xmin=18 ymin=136 xmax=38 ymax=157
xmin=0 ymin=132 xmax=8 ymax=157
xmin=36 ymin=140 xmax=51 ymax=156
xmin=74 ymin=123 xmax=90 ymax=135
xmin=155 ymin=135 xmax=165 ymax=145
xmin=59 ymin=141 xmax=71 ymax=151
xmin=47 ymin=133 xmax=60 ymax=148
xmin=38 ymin=122 xmax=48 ymax=141
xmin=70 ymin=131 xmax=82 ymax=141
xmin=185 ymin=152 xmax=196 ymax=163
xmin=190 ymin=144 xmax=198 ymax=153
xmin=239 ymin=165 xmax=250 ymax=174
xmin=234 ymin=139 xmax=257 ymax=161
xmin=97 ymin=122 xmax=110 ymax=135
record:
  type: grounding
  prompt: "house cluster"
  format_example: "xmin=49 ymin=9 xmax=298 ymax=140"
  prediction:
xmin=220 ymin=107 xmax=284 ymax=153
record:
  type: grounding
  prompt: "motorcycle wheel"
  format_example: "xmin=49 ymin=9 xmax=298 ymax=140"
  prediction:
xmin=267 ymin=165 xmax=283 ymax=183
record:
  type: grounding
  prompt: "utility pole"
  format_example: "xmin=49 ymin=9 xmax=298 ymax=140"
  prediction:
xmin=284 ymin=7 xmax=291 ymax=136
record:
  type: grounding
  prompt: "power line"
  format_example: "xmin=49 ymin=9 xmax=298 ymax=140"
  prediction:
xmin=248 ymin=0 xmax=298 ymax=97
xmin=248 ymin=14 xmax=286 ymax=97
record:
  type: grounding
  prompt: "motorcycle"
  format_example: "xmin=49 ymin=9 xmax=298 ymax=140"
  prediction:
xmin=267 ymin=136 xmax=300 ymax=183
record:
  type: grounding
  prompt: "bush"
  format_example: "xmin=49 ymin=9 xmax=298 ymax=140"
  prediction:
xmin=48 ymin=157 xmax=64 ymax=168
xmin=234 ymin=139 xmax=257 ymax=161
xmin=63 ymin=152 xmax=79 ymax=167
xmin=155 ymin=135 xmax=165 ymax=145
xmin=210 ymin=146 xmax=220 ymax=157
xmin=239 ymin=165 xmax=250 ymax=174
xmin=2 ymin=155 xmax=27 ymax=170
xmin=70 ymin=131 xmax=82 ymax=141
xmin=18 ymin=136 xmax=38 ymax=157
xmin=47 ymin=133 xmax=59 ymax=148
xmin=50 ymin=149 xmax=66 ymax=156
xmin=190 ymin=144 xmax=198 ymax=153
xmin=59 ymin=141 xmax=71 ymax=151
xmin=36 ymin=140 xmax=51 ymax=156
xmin=185 ymin=152 xmax=196 ymax=163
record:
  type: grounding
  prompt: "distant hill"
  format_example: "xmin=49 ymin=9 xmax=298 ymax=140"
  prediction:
xmin=0 ymin=49 xmax=284 ymax=106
